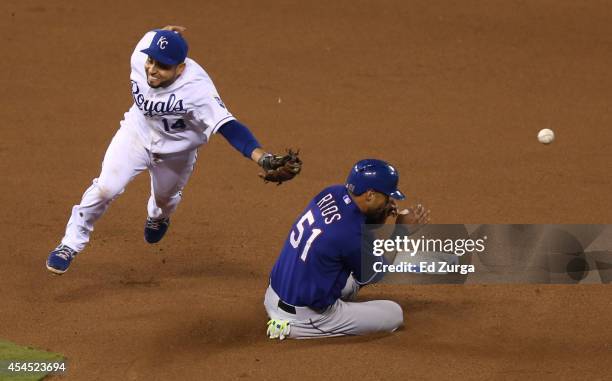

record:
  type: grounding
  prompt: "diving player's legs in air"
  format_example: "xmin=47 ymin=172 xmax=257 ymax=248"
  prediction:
xmin=62 ymin=126 xmax=149 ymax=252
xmin=144 ymin=149 xmax=197 ymax=243
xmin=48 ymin=126 xmax=148 ymax=274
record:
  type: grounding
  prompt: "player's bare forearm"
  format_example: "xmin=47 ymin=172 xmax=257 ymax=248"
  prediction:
xmin=251 ymin=147 xmax=266 ymax=163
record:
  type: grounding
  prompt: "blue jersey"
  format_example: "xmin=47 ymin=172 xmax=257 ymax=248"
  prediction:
xmin=270 ymin=185 xmax=379 ymax=309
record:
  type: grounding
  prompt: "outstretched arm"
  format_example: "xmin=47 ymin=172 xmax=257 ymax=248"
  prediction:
xmin=217 ymin=119 xmax=262 ymax=160
xmin=217 ymin=120 xmax=302 ymax=184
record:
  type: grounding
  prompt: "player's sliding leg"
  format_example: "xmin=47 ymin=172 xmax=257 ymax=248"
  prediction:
xmin=284 ymin=298 xmax=404 ymax=339
xmin=144 ymin=149 xmax=197 ymax=243
xmin=264 ymin=283 xmax=404 ymax=340
xmin=47 ymin=126 xmax=148 ymax=274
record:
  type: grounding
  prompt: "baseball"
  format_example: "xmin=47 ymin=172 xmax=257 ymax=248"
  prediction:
xmin=537 ymin=128 xmax=555 ymax=144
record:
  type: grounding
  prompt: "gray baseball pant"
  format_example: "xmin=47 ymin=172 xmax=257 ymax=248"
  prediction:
xmin=264 ymin=276 xmax=404 ymax=339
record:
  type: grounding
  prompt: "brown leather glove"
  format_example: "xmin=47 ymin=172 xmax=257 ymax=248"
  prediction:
xmin=258 ymin=149 xmax=302 ymax=185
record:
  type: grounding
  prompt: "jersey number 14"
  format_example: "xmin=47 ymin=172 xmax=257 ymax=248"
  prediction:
xmin=162 ymin=118 xmax=186 ymax=132
xmin=290 ymin=210 xmax=322 ymax=262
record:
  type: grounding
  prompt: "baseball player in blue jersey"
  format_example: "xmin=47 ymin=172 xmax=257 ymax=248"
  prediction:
xmin=46 ymin=25 xmax=301 ymax=275
xmin=265 ymin=159 xmax=430 ymax=339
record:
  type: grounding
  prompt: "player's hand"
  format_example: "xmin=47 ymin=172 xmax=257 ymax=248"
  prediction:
xmin=396 ymin=204 xmax=431 ymax=225
xmin=387 ymin=200 xmax=398 ymax=218
xmin=161 ymin=25 xmax=187 ymax=34
xmin=258 ymin=149 xmax=302 ymax=185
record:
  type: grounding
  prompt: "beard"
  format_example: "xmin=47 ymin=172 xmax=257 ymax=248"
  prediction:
xmin=364 ymin=199 xmax=396 ymax=224
xmin=145 ymin=67 xmax=179 ymax=89
xmin=147 ymin=76 xmax=177 ymax=89
xmin=365 ymin=207 xmax=390 ymax=224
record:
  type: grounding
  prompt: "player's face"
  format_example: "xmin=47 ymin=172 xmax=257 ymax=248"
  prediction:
xmin=144 ymin=57 xmax=185 ymax=88
xmin=364 ymin=191 xmax=393 ymax=224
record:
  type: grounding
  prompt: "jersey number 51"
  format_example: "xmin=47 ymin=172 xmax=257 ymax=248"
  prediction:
xmin=290 ymin=210 xmax=322 ymax=262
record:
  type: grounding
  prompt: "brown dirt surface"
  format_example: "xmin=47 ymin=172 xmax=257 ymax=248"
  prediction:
xmin=1 ymin=0 xmax=611 ymax=380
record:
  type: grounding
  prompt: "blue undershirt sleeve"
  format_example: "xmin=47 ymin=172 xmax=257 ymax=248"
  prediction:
xmin=217 ymin=119 xmax=262 ymax=158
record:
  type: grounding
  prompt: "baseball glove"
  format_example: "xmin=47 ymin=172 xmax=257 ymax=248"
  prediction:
xmin=258 ymin=149 xmax=302 ymax=184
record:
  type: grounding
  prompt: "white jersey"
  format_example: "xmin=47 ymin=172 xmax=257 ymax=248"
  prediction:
xmin=123 ymin=31 xmax=235 ymax=154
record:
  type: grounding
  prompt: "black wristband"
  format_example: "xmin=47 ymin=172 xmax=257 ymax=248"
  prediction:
xmin=258 ymin=153 xmax=273 ymax=170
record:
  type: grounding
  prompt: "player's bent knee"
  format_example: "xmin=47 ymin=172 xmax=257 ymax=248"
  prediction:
xmin=384 ymin=301 xmax=404 ymax=332
xmin=154 ymin=191 xmax=182 ymax=208
xmin=95 ymin=183 xmax=123 ymax=202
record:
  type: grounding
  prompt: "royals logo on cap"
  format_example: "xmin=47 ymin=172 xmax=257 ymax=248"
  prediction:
xmin=141 ymin=30 xmax=189 ymax=66
xmin=157 ymin=36 xmax=169 ymax=49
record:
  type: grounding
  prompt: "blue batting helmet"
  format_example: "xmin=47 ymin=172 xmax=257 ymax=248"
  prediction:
xmin=345 ymin=159 xmax=406 ymax=200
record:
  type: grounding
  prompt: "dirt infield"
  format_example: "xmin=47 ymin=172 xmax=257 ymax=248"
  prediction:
xmin=1 ymin=0 xmax=611 ymax=379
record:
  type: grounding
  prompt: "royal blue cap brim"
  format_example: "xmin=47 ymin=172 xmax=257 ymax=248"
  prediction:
xmin=141 ymin=48 xmax=181 ymax=66
xmin=390 ymin=190 xmax=406 ymax=200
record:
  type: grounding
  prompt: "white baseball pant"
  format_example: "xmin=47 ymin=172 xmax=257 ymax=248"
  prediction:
xmin=61 ymin=125 xmax=197 ymax=252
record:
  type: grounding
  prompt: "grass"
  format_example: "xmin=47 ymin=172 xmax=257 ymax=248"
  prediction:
xmin=0 ymin=340 xmax=64 ymax=381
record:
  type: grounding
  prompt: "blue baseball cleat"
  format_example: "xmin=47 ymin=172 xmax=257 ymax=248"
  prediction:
xmin=46 ymin=244 xmax=78 ymax=275
xmin=144 ymin=217 xmax=170 ymax=244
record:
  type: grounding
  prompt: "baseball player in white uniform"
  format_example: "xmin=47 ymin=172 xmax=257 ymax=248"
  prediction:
xmin=46 ymin=25 xmax=302 ymax=274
